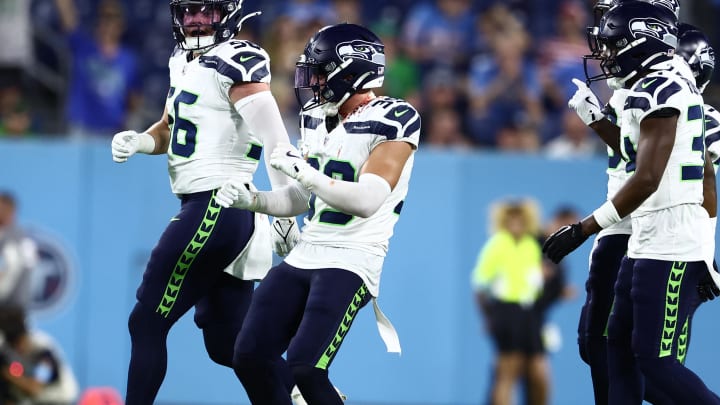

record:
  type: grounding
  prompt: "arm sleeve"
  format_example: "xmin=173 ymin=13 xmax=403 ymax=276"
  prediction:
xmin=253 ymin=181 xmax=311 ymax=217
xmin=300 ymin=172 xmax=392 ymax=219
xmin=234 ymin=91 xmax=292 ymax=190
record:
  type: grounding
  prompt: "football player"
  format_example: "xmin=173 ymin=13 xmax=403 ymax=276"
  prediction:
xmin=544 ymin=2 xmax=720 ymax=403
xmin=109 ymin=1 xmax=298 ymax=403
xmin=568 ymin=1 xmax=690 ymax=403
xmin=215 ymin=23 xmax=420 ymax=404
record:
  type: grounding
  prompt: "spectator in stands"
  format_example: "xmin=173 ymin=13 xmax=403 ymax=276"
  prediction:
xmin=0 ymin=192 xmax=37 ymax=312
xmin=538 ymin=0 xmax=593 ymax=143
xmin=472 ymin=199 xmax=548 ymax=405
xmin=544 ymin=110 xmax=602 ymax=159
xmin=0 ymin=307 xmax=78 ymax=405
xmin=54 ymin=0 xmax=142 ymax=137
xmin=421 ymin=67 xmax=463 ymax=116
xmin=468 ymin=9 xmax=543 ymax=148
xmin=330 ymin=0 xmax=362 ymax=23
xmin=424 ymin=107 xmax=472 ymax=148
xmin=0 ymin=87 xmax=33 ymax=137
xmin=372 ymin=19 xmax=421 ymax=104
xmin=401 ymin=0 xmax=476 ymax=72
xmin=0 ymin=0 xmax=32 ymax=89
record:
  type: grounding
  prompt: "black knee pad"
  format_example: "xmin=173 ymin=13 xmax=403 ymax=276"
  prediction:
xmin=128 ymin=302 xmax=173 ymax=340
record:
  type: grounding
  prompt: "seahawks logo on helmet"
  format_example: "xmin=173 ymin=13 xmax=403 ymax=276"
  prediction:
xmin=336 ymin=40 xmax=385 ymax=65
xmin=629 ymin=18 xmax=677 ymax=46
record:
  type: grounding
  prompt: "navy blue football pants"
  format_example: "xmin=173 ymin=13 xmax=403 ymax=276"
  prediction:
xmin=578 ymin=234 xmax=628 ymax=404
xmin=126 ymin=190 xmax=256 ymax=405
xmin=607 ymin=258 xmax=719 ymax=404
xmin=234 ymin=262 xmax=371 ymax=405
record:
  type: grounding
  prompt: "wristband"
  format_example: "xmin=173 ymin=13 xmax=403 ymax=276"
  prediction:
xmin=137 ymin=132 xmax=156 ymax=154
xmin=593 ymin=200 xmax=622 ymax=229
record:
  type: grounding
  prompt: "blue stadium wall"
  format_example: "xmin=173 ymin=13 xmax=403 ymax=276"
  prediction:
xmin=2 ymin=139 xmax=720 ymax=405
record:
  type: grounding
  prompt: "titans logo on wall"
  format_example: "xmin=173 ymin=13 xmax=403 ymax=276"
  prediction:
xmin=26 ymin=229 xmax=75 ymax=316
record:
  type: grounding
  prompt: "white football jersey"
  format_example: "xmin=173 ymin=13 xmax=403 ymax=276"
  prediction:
xmin=165 ymin=40 xmax=272 ymax=194
xmin=705 ymin=104 xmax=720 ymax=170
xmin=285 ymin=97 xmax=420 ymax=296
xmin=621 ymin=60 xmax=709 ymax=261
xmin=598 ymin=88 xmax=632 ymax=237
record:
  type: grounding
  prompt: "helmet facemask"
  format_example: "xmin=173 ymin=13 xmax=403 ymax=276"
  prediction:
xmin=170 ymin=0 xmax=258 ymax=51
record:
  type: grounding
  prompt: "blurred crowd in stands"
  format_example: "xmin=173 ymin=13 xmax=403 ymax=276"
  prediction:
xmin=1 ymin=0 xmax=720 ymax=157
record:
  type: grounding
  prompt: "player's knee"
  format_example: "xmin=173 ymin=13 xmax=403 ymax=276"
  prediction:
xmin=201 ymin=326 xmax=235 ymax=367
xmin=128 ymin=303 xmax=172 ymax=341
xmin=636 ymin=356 xmax=674 ymax=383
xmin=291 ymin=364 xmax=328 ymax=389
xmin=232 ymin=351 xmax=267 ymax=381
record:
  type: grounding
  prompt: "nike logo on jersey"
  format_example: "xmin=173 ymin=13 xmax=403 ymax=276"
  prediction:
xmin=642 ymin=78 xmax=658 ymax=89
xmin=394 ymin=109 xmax=410 ymax=118
xmin=239 ymin=55 xmax=256 ymax=62
xmin=170 ymin=217 xmax=180 ymax=222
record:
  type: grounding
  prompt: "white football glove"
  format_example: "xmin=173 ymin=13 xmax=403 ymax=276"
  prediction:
xmin=215 ymin=181 xmax=257 ymax=210
xmin=271 ymin=217 xmax=300 ymax=257
xmin=269 ymin=143 xmax=315 ymax=185
xmin=111 ymin=130 xmax=155 ymax=163
xmin=568 ymin=78 xmax=604 ymax=125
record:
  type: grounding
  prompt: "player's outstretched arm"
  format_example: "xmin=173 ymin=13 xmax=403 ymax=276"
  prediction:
xmin=215 ymin=180 xmax=310 ymax=217
xmin=229 ymin=82 xmax=300 ymax=255
xmin=544 ymin=111 xmax=678 ymax=263
xmin=568 ymin=78 xmax=621 ymax=153
xmin=229 ymin=82 xmax=292 ymax=190
xmin=111 ymin=107 xmax=170 ymax=162
xmin=269 ymin=142 xmax=413 ymax=218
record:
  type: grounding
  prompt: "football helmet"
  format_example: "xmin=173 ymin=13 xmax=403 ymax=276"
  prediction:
xmin=295 ymin=23 xmax=385 ymax=113
xmin=592 ymin=0 xmax=679 ymax=25
xmin=677 ymin=23 xmax=715 ymax=93
xmin=584 ymin=1 xmax=678 ymax=86
xmin=170 ymin=0 xmax=258 ymax=51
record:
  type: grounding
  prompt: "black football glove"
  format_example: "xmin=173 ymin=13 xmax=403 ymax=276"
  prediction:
xmin=542 ymin=222 xmax=589 ymax=264
xmin=698 ymin=260 xmax=720 ymax=303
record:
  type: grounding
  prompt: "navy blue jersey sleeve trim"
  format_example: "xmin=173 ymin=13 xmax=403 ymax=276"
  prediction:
xmin=301 ymin=115 xmax=323 ymax=130
xmin=624 ymin=96 xmax=652 ymax=112
xmin=656 ymin=82 xmax=682 ymax=105
xmin=343 ymin=121 xmax=399 ymax=139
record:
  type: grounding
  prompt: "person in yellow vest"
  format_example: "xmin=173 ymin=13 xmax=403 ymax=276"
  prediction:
xmin=472 ymin=199 xmax=547 ymax=405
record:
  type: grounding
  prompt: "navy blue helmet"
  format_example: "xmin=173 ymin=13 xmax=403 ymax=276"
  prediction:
xmin=592 ymin=0 xmax=679 ymax=25
xmin=584 ymin=1 xmax=678 ymax=85
xmin=170 ymin=0 xmax=257 ymax=51
xmin=677 ymin=23 xmax=715 ymax=93
xmin=295 ymin=23 xmax=385 ymax=112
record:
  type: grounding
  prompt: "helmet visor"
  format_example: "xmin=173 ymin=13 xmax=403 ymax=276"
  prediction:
xmin=294 ymin=62 xmax=327 ymax=111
